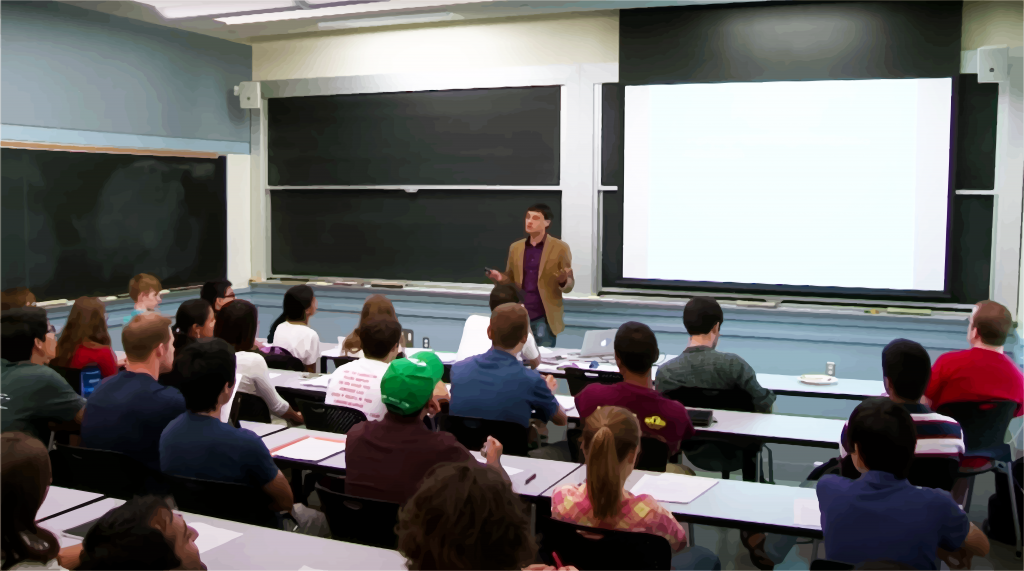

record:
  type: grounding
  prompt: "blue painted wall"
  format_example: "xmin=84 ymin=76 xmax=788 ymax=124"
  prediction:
xmin=1 ymin=1 xmax=251 ymax=147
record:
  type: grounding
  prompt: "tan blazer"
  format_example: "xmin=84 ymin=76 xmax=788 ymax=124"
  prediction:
xmin=504 ymin=235 xmax=574 ymax=336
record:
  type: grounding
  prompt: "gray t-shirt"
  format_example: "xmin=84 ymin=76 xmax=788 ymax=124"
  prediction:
xmin=654 ymin=346 xmax=776 ymax=413
xmin=1 ymin=359 xmax=85 ymax=442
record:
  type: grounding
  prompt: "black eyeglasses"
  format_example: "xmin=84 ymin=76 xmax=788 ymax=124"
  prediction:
xmin=47 ymin=323 xmax=56 ymax=335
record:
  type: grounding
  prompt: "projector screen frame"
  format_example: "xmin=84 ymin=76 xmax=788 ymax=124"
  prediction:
xmin=602 ymin=76 xmax=963 ymax=306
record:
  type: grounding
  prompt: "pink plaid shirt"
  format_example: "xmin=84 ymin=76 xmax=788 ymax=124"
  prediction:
xmin=551 ymin=483 xmax=688 ymax=552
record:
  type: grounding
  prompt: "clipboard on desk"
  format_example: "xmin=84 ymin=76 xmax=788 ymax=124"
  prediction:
xmin=686 ymin=409 xmax=715 ymax=428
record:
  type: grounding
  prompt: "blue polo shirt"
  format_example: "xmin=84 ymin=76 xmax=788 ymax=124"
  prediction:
xmin=81 ymin=371 xmax=186 ymax=471
xmin=449 ymin=348 xmax=559 ymax=427
xmin=160 ymin=412 xmax=279 ymax=488
xmin=818 ymin=471 xmax=970 ymax=569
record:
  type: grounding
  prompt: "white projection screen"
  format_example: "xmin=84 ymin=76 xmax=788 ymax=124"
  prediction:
xmin=622 ymin=78 xmax=953 ymax=292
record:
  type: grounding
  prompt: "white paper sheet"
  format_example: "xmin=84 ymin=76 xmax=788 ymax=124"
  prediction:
xmin=555 ymin=394 xmax=576 ymax=412
xmin=187 ymin=522 xmax=243 ymax=553
xmin=793 ymin=498 xmax=821 ymax=527
xmin=268 ymin=372 xmax=282 ymax=379
xmin=629 ymin=473 xmax=718 ymax=504
xmin=300 ymin=377 xmax=330 ymax=388
xmin=472 ymin=455 xmax=524 ymax=476
xmin=273 ymin=437 xmax=346 ymax=462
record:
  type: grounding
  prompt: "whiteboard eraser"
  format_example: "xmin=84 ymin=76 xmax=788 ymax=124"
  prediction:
xmin=36 ymin=299 xmax=68 ymax=308
xmin=736 ymin=300 xmax=779 ymax=308
xmin=104 ymin=296 xmax=118 ymax=301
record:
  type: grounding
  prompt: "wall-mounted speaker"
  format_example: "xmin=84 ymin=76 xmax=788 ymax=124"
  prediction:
xmin=977 ymin=45 xmax=1009 ymax=83
xmin=234 ymin=82 xmax=262 ymax=109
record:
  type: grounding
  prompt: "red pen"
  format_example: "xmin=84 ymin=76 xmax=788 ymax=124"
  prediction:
xmin=524 ymin=473 xmax=537 ymax=485
xmin=552 ymin=552 xmax=564 ymax=569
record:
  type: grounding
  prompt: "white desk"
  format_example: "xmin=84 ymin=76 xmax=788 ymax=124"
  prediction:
xmin=756 ymin=373 xmax=885 ymax=401
xmin=46 ymin=500 xmax=407 ymax=570
xmin=470 ymin=451 xmax=583 ymax=496
xmin=41 ymin=497 xmax=127 ymax=548
xmin=37 ymin=487 xmax=103 ymax=522
xmin=546 ymin=466 xmax=821 ymax=538
xmin=239 ymin=420 xmax=288 ymax=438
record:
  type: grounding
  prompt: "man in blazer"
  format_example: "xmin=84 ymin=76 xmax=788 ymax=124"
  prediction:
xmin=487 ymin=204 xmax=573 ymax=347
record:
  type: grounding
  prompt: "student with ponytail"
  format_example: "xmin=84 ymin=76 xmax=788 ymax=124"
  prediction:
xmin=267 ymin=285 xmax=320 ymax=372
xmin=550 ymin=406 xmax=720 ymax=570
xmin=171 ymin=300 xmax=215 ymax=352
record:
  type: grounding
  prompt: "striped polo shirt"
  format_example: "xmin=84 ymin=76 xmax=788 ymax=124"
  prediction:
xmin=839 ymin=402 xmax=964 ymax=460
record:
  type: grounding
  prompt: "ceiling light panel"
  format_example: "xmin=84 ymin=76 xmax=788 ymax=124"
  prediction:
xmin=134 ymin=1 xmax=298 ymax=19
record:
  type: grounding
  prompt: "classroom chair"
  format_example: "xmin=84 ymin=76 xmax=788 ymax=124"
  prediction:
xmin=808 ymin=560 xmax=854 ymax=570
xmin=315 ymin=485 xmax=400 ymax=549
xmin=539 ymin=519 xmax=672 ymax=570
xmin=664 ymin=386 xmax=774 ymax=483
xmin=564 ymin=368 xmax=623 ymax=396
xmin=49 ymin=364 xmax=102 ymax=396
xmin=567 ymin=433 xmax=671 ymax=472
xmin=260 ymin=346 xmax=305 ymax=372
xmin=49 ymin=443 xmax=160 ymax=499
xmin=231 ymin=391 xmax=273 ymax=424
xmin=936 ymin=400 xmax=1021 ymax=557
xmin=441 ymin=415 xmax=531 ymax=457
xmin=297 ymin=399 xmax=367 ymax=434
xmin=166 ymin=474 xmax=281 ymax=529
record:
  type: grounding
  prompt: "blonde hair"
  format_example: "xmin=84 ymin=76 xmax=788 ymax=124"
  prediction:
xmin=122 ymin=313 xmax=172 ymax=362
xmin=581 ymin=406 xmax=641 ymax=521
xmin=342 ymin=294 xmax=397 ymax=354
xmin=128 ymin=274 xmax=162 ymax=302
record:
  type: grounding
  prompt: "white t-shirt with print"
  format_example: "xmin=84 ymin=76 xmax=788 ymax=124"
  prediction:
xmin=272 ymin=321 xmax=321 ymax=366
xmin=323 ymin=358 xmax=389 ymax=422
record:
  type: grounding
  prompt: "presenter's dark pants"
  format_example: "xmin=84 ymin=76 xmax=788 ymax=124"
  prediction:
xmin=530 ymin=316 xmax=557 ymax=347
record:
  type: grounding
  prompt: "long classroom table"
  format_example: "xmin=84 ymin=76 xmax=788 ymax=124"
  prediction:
xmin=39 ymin=493 xmax=406 ymax=570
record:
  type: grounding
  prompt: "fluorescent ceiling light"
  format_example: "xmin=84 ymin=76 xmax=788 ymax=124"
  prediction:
xmin=319 ymin=11 xmax=463 ymax=29
xmin=134 ymin=1 xmax=298 ymax=19
xmin=216 ymin=0 xmax=484 ymax=25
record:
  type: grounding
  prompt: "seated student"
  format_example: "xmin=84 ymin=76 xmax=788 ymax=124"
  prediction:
xmin=81 ymin=313 xmax=184 ymax=471
xmin=397 ymin=462 xmax=538 ymax=570
xmin=816 ymin=399 xmax=989 ymax=569
xmin=656 ymin=296 xmax=773 ymax=481
xmin=449 ymin=303 xmax=567 ymax=429
xmin=72 ymin=496 xmax=204 ymax=571
xmin=122 ymin=274 xmax=162 ymax=326
xmin=200 ymin=279 xmax=234 ymax=314
xmin=457 ymin=284 xmax=541 ymax=369
xmin=924 ymin=300 xmax=1024 ymax=417
xmin=0 ymin=431 xmax=79 ymax=570
xmin=267 ymin=285 xmax=320 ymax=372
xmin=345 ymin=351 xmax=505 ymax=504
xmin=0 ymin=307 xmax=85 ymax=442
xmin=551 ymin=406 xmax=721 ymax=570
xmin=52 ymin=297 xmax=120 ymax=379
xmin=171 ymin=300 xmax=216 ymax=353
xmin=744 ymin=339 xmax=966 ymax=570
xmin=324 ymin=316 xmax=403 ymax=422
xmin=1 ymin=287 xmax=36 ymax=310
xmin=339 ymin=294 xmax=403 ymax=358
xmin=575 ymin=322 xmax=694 ymax=456
xmin=160 ymin=339 xmax=326 ymax=536
xmin=214 ymin=299 xmax=302 ymax=424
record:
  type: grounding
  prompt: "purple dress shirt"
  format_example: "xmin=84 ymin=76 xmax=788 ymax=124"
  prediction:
xmin=522 ymin=237 xmax=545 ymax=321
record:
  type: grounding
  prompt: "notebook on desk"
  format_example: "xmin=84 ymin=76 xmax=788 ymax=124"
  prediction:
xmin=686 ymin=409 xmax=714 ymax=428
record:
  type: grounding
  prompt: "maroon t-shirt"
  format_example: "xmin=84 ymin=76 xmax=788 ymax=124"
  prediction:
xmin=344 ymin=412 xmax=474 ymax=504
xmin=574 ymin=381 xmax=695 ymax=453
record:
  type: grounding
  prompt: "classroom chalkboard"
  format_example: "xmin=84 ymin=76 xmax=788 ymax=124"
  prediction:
xmin=267 ymin=86 xmax=561 ymax=187
xmin=270 ymin=189 xmax=561 ymax=283
xmin=1 ymin=148 xmax=227 ymax=301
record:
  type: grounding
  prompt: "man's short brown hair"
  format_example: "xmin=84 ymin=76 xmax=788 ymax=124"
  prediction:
xmin=122 ymin=313 xmax=172 ymax=362
xmin=128 ymin=274 xmax=162 ymax=302
xmin=490 ymin=304 xmax=529 ymax=350
xmin=1 ymin=287 xmax=36 ymax=310
xmin=973 ymin=300 xmax=1013 ymax=347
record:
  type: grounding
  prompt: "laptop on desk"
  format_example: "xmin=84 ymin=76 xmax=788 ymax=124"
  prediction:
xmin=579 ymin=329 xmax=618 ymax=358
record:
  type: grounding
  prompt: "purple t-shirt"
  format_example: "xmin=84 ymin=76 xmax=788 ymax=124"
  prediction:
xmin=574 ymin=381 xmax=695 ymax=454
xmin=522 ymin=238 xmax=545 ymax=320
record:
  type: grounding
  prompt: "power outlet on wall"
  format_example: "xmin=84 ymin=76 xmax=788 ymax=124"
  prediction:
xmin=403 ymin=329 xmax=414 ymax=347
xmin=423 ymin=338 xmax=430 ymax=349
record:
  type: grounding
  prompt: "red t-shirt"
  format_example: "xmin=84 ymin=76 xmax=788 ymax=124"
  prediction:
xmin=574 ymin=381 xmax=695 ymax=454
xmin=925 ymin=348 xmax=1024 ymax=417
xmin=68 ymin=345 xmax=119 ymax=379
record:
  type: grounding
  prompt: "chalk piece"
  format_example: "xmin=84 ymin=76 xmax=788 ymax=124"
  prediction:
xmin=886 ymin=307 xmax=932 ymax=316
xmin=159 ymin=289 xmax=170 ymax=295
xmin=104 ymin=296 xmax=118 ymax=301
xmin=36 ymin=299 xmax=69 ymax=307
xmin=736 ymin=300 xmax=779 ymax=308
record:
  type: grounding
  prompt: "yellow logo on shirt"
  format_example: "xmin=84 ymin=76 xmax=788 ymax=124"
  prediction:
xmin=644 ymin=416 xmax=666 ymax=430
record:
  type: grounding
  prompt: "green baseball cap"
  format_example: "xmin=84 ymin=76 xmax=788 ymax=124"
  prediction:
xmin=380 ymin=351 xmax=445 ymax=415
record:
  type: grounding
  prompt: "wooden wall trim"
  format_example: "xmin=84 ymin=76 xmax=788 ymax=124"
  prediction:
xmin=1 ymin=140 xmax=219 ymax=159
